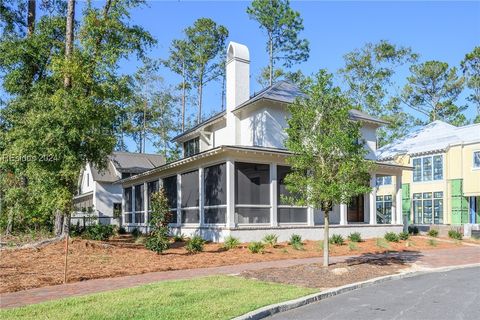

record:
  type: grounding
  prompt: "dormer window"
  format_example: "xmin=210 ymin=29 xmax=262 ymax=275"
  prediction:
xmin=184 ymin=137 xmax=199 ymax=158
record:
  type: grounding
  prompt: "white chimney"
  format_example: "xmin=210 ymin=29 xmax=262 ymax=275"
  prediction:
xmin=225 ymin=42 xmax=250 ymax=145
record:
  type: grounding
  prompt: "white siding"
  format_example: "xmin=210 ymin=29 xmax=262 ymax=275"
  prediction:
xmin=80 ymin=164 xmax=94 ymax=194
xmin=240 ymin=106 xmax=288 ymax=148
xmin=361 ymin=124 xmax=378 ymax=160
xmin=95 ymin=182 xmax=122 ymax=223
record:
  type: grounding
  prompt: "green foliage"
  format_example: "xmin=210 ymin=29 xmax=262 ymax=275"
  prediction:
xmin=223 ymin=236 xmax=240 ymax=250
xmin=402 ymin=60 xmax=467 ymax=125
xmin=131 ymin=228 xmax=141 ymax=239
xmin=84 ymin=224 xmax=115 ymax=241
xmin=428 ymin=229 xmax=439 ymax=238
xmin=329 ymin=234 xmax=345 ymax=245
xmin=118 ymin=226 xmax=127 ymax=235
xmin=460 ymin=46 xmax=480 ymax=123
xmin=146 ymin=189 xmax=171 ymax=254
xmin=398 ymin=232 xmax=410 ymax=240
xmin=289 ymin=234 xmax=302 ymax=246
xmin=338 ymin=40 xmax=418 ymax=146
xmin=262 ymin=233 xmax=278 ymax=247
xmin=448 ymin=229 xmax=462 ymax=240
xmin=348 ymin=242 xmax=358 ymax=251
xmin=173 ymin=234 xmax=186 ymax=242
xmin=185 ymin=236 xmax=205 ymax=254
xmin=247 ymin=0 xmax=309 ymax=86
xmin=408 ymin=225 xmax=419 ymax=235
xmin=428 ymin=239 xmax=438 ymax=247
xmin=384 ymin=232 xmax=400 ymax=242
xmin=375 ymin=237 xmax=390 ymax=249
xmin=348 ymin=232 xmax=362 ymax=243
xmin=248 ymin=241 xmax=265 ymax=254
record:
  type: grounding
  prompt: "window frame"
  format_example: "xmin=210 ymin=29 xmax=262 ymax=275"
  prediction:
xmin=277 ymin=165 xmax=308 ymax=225
xmin=473 ymin=151 xmax=480 ymax=170
xmin=183 ymin=137 xmax=200 ymax=158
xmin=376 ymin=195 xmax=392 ymax=224
xmin=413 ymin=191 xmax=443 ymax=224
xmin=412 ymin=154 xmax=444 ymax=183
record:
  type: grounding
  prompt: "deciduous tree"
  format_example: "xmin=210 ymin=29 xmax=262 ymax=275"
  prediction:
xmin=461 ymin=47 xmax=480 ymax=123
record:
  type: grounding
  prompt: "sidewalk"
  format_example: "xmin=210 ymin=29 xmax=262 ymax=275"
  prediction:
xmin=1 ymin=246 xmax=479 ymax=309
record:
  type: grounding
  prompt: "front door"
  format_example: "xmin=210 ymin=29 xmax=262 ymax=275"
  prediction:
xmin=348 ymin=196 xmax=364 ymax=223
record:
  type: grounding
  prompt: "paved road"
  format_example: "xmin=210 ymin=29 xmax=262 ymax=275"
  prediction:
xmin=270 ymin=267 xmax=480 ymax=320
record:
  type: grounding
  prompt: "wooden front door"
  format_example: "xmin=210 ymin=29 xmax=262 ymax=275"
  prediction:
xmin=348 ymin=196 xmax=364 ymax=223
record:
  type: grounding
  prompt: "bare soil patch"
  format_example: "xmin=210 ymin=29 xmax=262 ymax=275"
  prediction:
xmin=241 ymin=253 xmax=410 ymax=289
xmin=0 ymin=236 xmax=461 ymax=293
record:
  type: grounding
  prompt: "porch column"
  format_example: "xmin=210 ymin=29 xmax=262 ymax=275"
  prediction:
xmin=226 ymin=160 xmax=236 ymax=228
xmin=270 ymin=163 xmax=278 ymax=227
xmin=369 ymin=174 xmax=377 ymax=225
xmin=132 ymin=185 xmax=136 ymax=224
xmin=307 ymin=207 xmax=315 ymax=226
xmin=396 ymin=174 xmax=402 ymax=225
xmin=177 ymin=173 xmax=182 ymax=227
xmin=143 ymin=181 xmax=148 ymax=231
xmin=339 ymin=204 xmax=348 ymax=225
xmin=199 ymin=167 xmax=204 ymax=227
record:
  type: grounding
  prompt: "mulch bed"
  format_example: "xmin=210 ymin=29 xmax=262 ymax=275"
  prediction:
xmin=0 ymin=236 xmax=461 ymax=293
xmin=241 ymin=253 xmax=410 ymax=289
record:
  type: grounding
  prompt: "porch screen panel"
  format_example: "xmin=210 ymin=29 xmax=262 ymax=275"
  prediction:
xmin=147 ymin=180 xmax=159 ymax=222
xmin=163 ymin=175 xmax=178 ymax=224
xmin=124 ymin=187 xmax=133 ymax=223
xmin=134 ymin=184 xmax=144 ymax=223
xmin=235 ymin=162 xmax=270 ymax=224
xmin=277 ymin=166 xmax=307 ymax=223
xmin=181 ymin=170 xmax=199 ymax=223
xmin=204 ymin=163 xmax=226 ymax=224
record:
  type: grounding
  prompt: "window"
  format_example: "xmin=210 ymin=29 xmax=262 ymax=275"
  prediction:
xmin=235 ymin=162 xmax=270 ymax=224
xmin=134 ymin=184 xmax=144 ymax=223
xmin=183 ymin=137 xmax=200 ymax=158
xmin=412 ymin=155 xmax=443 ymax=182
xmin=474 ymin=151 xmax=480 ymax=169
xmin=123 ymin=187 xmax=133 ymax=223
xmin=181 ymin=170 xmax=199 ymax=223
xmin=376 ymin=175 xmax=392 ymax=186
xmin=147 ymin=180 xmax=159 ymax=222
xmin=122 ymin=172 xmax=133 ymax=179
xmin=413 ymin=192 xmax=443 ymax=224
xmin=163 ymin=175 xmax=178 ymax=224
xmin=204 ymin=163 xmax=227 ymax=224
xmin=376 ymin=195 xmax=392 ymax=224
xmin=277 ymin=166 xmax=307 ymax=223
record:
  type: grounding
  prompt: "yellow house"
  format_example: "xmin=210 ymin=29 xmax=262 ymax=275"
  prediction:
xmin=376 ymin=121 xmax=480 ymax=226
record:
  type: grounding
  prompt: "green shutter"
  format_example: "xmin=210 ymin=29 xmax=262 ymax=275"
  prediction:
xmin=451 ymin=179 xmax=468 ymax=224
xmin=402 ymin=183 xmax=411 ymax=223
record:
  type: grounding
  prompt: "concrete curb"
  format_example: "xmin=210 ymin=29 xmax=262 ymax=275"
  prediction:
xmin=232 ymin=263 xmax=480 ymax=320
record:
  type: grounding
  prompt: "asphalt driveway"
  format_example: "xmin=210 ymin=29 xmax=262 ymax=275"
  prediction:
xmin=269 ymin=267 xmax=480 ymax=320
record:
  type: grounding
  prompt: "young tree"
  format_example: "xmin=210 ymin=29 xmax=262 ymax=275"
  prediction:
xmin=247 ymin=0 xmax=309 ymax=86
xmin=338 ymin=40 xmax=418 ymax=146
xmin=184 ymin=18 xmax=228 ymax=124
xmin=145 ymin=189 xmax=171 ymax=254
xmin=284 ymin=70 xmax=373 ymax=266
xmin=402 ymin=61 xmax=466 ymax=125
xmin=461 ymin=47 xmax=480 ymax=123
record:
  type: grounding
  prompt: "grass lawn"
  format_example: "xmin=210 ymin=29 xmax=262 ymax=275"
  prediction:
xmin=0 ymin=276 xmax=317 ymax=320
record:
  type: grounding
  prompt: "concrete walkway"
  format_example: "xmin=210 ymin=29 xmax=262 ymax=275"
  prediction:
xmin=1 ymin=246 xmax=479 ymax=309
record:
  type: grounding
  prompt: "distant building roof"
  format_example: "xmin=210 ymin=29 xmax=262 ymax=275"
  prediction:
xmin=376 ymin=120 xmax=480 ymax=160
xmin=91 ymin=152 xmax=166 ymax=182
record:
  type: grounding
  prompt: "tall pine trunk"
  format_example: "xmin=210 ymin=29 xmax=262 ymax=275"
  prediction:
xmin=269 ymin=33 xmax=273 ymax=86
xmin=197 ymin=72 xmax=203 ymax=124
xmin=27 ymin=0 xmax=36 ymax=36
xmin=181 ymin=60 xmax=186 ymax=131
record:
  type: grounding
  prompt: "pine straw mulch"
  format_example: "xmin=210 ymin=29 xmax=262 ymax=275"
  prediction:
xmin=0 ymin=236 xmax=461 ymax=293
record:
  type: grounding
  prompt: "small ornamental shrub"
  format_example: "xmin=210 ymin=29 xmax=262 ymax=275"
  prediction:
xmin=408 ymin=225 xmax=419 ymax=235
xmin=384 ymin=232 xmax=400 ymax=242
xmin=248 ymin=241 xmax=265 ymax=254
xmin=145 ymin=235 xmax=169 ymax=254
xmin=118 ymin=226 xmax=127 ymax=235
xmin=262 ymin=234 xmax=278 ymax=247
xmin=448 ymin=229 xmax=462 ymax=240
xmin=84 ymin=224 xmax=115 ymax=241
xmin=398 ymin=232 xmax=410 ymax=240
xmin=186 ymin=236 xmax=205 ymax=253
xmin=223 ymin=236 xmax=240 ymax=250
xmin=145 ymin=189 xmax=171 ymax=254
xmin=428 ymin=229 xmax=439 ymax=238
xmin=375 ymin=237 xmax=389 ymax=249
xmin=291 ymin=241 xmax=304 ymax=251
xmin=348 ymin=242 xmax=358 ymax=251
xmin=131 ymin=228 xmax=141 ymax=238
xmin=428 ymin=239 xmax=438 ymax=247
xmin=173 ymin=234 xmax=186 ymax=242
xmin=348 ymin=232 xmax=362 ymax=243
xmin=289 ymin=234 xmax=302 ymax=246
xmin=329 ymin=234 xmax=345 ymax=245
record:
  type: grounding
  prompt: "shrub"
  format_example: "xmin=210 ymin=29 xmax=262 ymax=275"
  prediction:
xmin=408 ymin=225 xmax=419 ymax=235
xmin=329 ymin=234 xmax=345 ymax=245
xmin=118 ymin=226 xmax=127 ymax=235
xmin=131 ymin=228 xmax=141 ymax=238
xmin=291 ymin=241 xmax=304 ymax=250
xmin=173 ymin=234 xmax=186 ymax=242
xmin=348 ymin=242 xmax=358 ymax=251
xmin=84 ymin=224 xmax=115 ymax=241
xmin=289 ymin=234 xmax=302 ymax=246
xmin=384 ymin=232 xmax=400 ymax=242
xmin=448 ymin=229 xmax=462 ymax=240
xmin=427 ymin=229 xmax=439 ymax=238
xmin=348 ymin=232 xmax=362 ymax=243
xmin=248 ymin=241 xmax=265 ymax=254
xmin=223 ymin=236 xmax=240 ymax=250
xmin=428 ymin=239 xmax=437 ymax=247
xmin=399 ymin=232 xmax=410 ymax=240
xmin=185 ymin=236 xmax=205 ymax=253
xmin=135 ymin=236 xmax=147 ymax=244
xmin=375 ymin=237 xmax=389 ymax=249
xmin=145 ymin=235 xmax=169 ymax=254
xmin=262 ymin=234 xmax=278 ymax=247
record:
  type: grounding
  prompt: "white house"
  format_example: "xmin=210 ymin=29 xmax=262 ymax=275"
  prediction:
xmin=74 ymin=152 xmax=165 ymax=225
xmin=117 ymin=42 xmax=409 ymax=242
